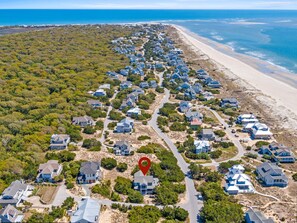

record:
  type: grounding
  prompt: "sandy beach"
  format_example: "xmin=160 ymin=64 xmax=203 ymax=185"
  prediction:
xmin=173 ymin=25 xmax=297 ymax=131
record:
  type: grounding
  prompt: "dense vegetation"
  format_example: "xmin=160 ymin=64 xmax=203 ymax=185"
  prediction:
xmin=199 ymin=182 xmax=244 ymax=223
xmin=0 ymin=25 xmax=134 ymax=191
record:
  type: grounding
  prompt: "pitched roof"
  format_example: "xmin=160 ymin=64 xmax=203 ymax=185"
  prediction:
xmin=1 ymin=180 xmax=28 ymax=198
xmin=0 ymin=204 xmax=23 ymax=222
xmin=80 ymin=162 xmax=100 ymax=175
xmin=246 ymin=208 xmax=274 ymax=223
xmin=71 ymin=198 xmax=100 ymax=223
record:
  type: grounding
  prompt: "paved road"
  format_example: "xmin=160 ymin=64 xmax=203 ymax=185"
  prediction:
xmin=200 ymin=106 xmax=246 ymax=167
xmin=148 ymin=74 xmax=202 ymax=223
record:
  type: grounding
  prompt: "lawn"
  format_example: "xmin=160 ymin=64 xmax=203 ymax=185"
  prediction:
xmin=214 ymin=146 xmax=238 ymax=162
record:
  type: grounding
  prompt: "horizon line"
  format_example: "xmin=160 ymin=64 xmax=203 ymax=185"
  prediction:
xmin=1 ymin=8 xmax=297 ymax=10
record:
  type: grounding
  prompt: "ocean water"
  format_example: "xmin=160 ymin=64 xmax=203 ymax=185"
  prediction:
xmin=1 ymin=10 xmax=297 ymax=74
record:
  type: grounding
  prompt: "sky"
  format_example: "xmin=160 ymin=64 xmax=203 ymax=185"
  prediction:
xmin=0 ymin=0 xmax=297 ymax=9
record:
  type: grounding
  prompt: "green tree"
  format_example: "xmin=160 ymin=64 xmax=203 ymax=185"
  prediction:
xmin=101 ymin=157 xmax=117 ymax=170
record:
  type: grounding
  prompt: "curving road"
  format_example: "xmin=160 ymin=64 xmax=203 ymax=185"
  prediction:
xmin=200 ymin=106 xmax=246 ymax=167
xmin=148 ymin=72 xmax=202 ymax=223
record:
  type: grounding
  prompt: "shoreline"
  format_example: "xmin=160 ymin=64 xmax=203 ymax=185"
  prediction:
xmin=172 ymin=24 xmax=297 ymax=131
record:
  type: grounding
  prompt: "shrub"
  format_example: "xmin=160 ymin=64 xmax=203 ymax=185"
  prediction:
xmin=116 ymin=162 xmax=128 ymax=172
xmin=126 ymin=189 xmax=143 ymax=203
xmin=245 ymin=153 xmax=258 ymax=159
xmin=210 ymin=150 xmax=222 ymax=159
xmin=128 ymin=206 xmax=161 ymax=223
xmin=83 ymin=126 xmax=96 ymax=134
xmin=114 ymin=177 xmax=132 ymax=195
xmin=45 ymin=151 xmax=76 ymax=163
xmin=214 ymin=130 xmax=226 ymax=137
xmin=91 ymin=181 xmax=111 ymax=198
xmin=255 ymin=141 xmax=270 ymax=148
xmin=292 ymin=173 xmax=297 ymax=181
xmin=169 ymin=122 xmax=187 ymax=131
xmin=95 ymin=120 xmax=104 ymax=130
xmin=137 ymin=135 xmax=151 ymax=141
xmin=101 ymin=158 xmax=117 ymax=170
xmin=82 ymin=139 xmax=101 ymax=151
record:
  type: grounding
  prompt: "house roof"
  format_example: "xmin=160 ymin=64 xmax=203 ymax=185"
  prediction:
xmin=0 ymin=204 xmax=23 ymax=222
xmin=1 ymin=180 xmax=28 ymax=198
xmin=256 ymin=162 xmax=288 ymax=182
xmin=246 ymin=208 xmax=274 ymax=223
xmin=73 ymin=116 xmax=94 ymax=123
xmin=201 ymin=129 xmax=214 ymax=135
xmin=38 ymin=160 xmax=61 ymax=174
xmin=50 ymin=134 xmax=70 ymax=143
xmin=80 ymin=162 xmax=100 ymax=175
xmin=71 ymin=198 xmax=100 ymax=223
xmin=134 ymin=171 xmax=155 ymax=185
xmin=114 ymin=141 xmax=129 ymax=148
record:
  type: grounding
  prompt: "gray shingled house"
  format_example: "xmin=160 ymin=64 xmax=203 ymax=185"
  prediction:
xmin=133 ymin=171 xmax=159 ymax=195
xmin=77 ymin=162 xmax=101 ymax=184
xmin=245 ymin=208 xmax=274 ymax=223
xmin=0 ymin=180 xmax=33 ymax=207
xmin=256 ymin=162 xmax=288 ymax=187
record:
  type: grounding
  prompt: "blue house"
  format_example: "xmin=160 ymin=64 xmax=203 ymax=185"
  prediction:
xmin=179 ymin=101 xmax=191 ymax=113
xmin=139 ymin=82 xmax=149 ymax=89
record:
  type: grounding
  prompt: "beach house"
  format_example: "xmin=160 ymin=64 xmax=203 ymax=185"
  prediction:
xmin=92 ymin=89 xmax=106 ymax=97
xmin=115 ymin=118 xmax=134 ymax=133
xmin=77 ymin=162 xmax=101 ymax=184
xmin=120 ymin=81 xmax=132 ymax=90
xmin=133 ymin=171 xmax=159 ymax=195
xmin=224 ymin=165 xmax=255 ymax=195
xmin=185 ymin=110 xmax=203 ymax=122
xmin=0 ymin=180 xmax=34 ymax=207
xmin=36 ymin=160 xmax=63 ymax=183
xmin=70 ymin=198 xmax=100 ymax=223
xmin=0 ymin=204 xmax=24 ymax=223
xmin=245 ymin=208 xmax=274 ymax=223
xmin=127 ymin=107 xmax=141 ymax=117
xmin=113 ymin=141 xmax=131 ymax=156
xmin=199 ymin=129 xmax=216 ymax=141
xmin=194 ymin=140 xmax=211 ymax=154
xmin=260 ymin=142 xmax=295 ymax=163
xmin=236 ymin=114 xmax=259 ymax=125
xmin=72 ymin=116 xmax=95 ymax=127
xmin=87 ymin=99 xmax=103 ymax=109
xmin=49 ymin=134 xmax=70 ymax=150
xmin=179 ymin=101 xmax=191 ymax=113
xmin=251 ymin=123 xmax=273 ymax=139
xmin=256 ymin=162 xmax=288 ymax=187
xmin=220 ymin=98 xmax=239 ymax=108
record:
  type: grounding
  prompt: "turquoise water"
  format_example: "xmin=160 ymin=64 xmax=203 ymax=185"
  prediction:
xmin=1 ymin=10 xmax=297 ymax=74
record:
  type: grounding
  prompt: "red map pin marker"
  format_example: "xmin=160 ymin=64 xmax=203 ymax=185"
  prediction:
xmin=138 ymin=157 xmax=151 ymax=176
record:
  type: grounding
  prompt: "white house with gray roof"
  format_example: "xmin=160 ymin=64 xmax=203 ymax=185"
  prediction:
xmin=70 ymin=198 xmax=100 ymax=223
xmin=50 ymin=134 xmax=70 ymax=150
xmin=256 ymin=162 xmax=288 ymax=187
xmin=0 ymin=204 xmax=24 ymax=223
xmin=194 ymin=140 xmax=211 ymax=154
xmin=0 ymin=180 xmax=33 ymax=207
xmin=77 ymin=162 xmax=101 ymax=184
xmin=133 ymin=171 xmax=159 ymax=195
xmin=36 ymin=160 xmax=63 ymax=183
